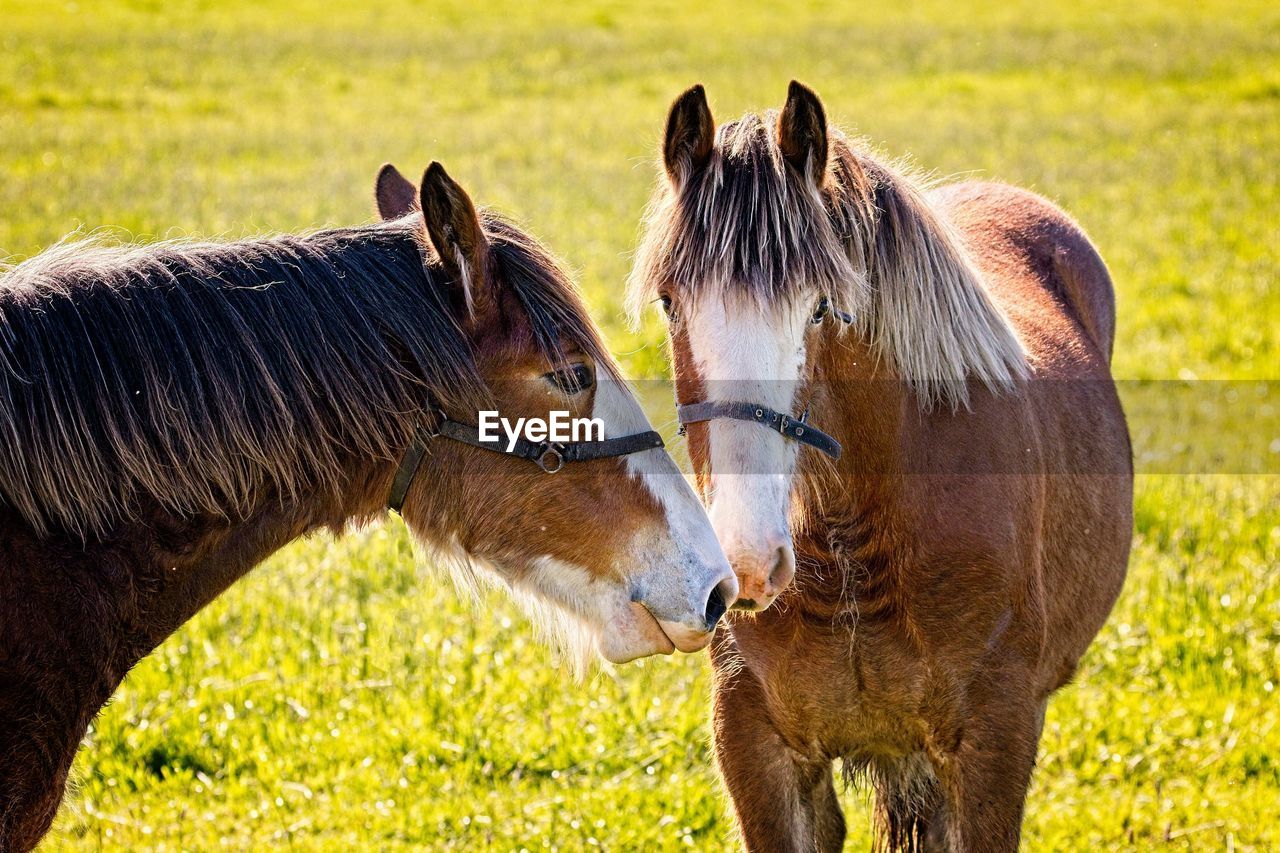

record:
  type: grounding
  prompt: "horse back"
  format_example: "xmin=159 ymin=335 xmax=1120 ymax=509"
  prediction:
xmin=928 ymin=180 xmax=1117 ymax=367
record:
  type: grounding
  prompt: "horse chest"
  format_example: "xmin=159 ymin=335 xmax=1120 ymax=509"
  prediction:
xmin=729 ymin=616 xmax=942 ymax=759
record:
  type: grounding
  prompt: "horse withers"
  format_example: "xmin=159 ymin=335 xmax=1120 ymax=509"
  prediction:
xmin=630 ymin=83 xmax=1132 ymax=850
xmin=0 ymin=163 xmax=735 ymax=849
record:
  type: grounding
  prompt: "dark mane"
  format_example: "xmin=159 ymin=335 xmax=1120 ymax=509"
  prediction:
xmin=0 ymin=214 xmax=606 ymax=538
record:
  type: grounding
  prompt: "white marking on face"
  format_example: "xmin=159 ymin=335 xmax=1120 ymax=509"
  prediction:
xmin=591 ymin=375 xmax=736 ymax=627
xmin=684 ymin=291 xmax=811 ymax=601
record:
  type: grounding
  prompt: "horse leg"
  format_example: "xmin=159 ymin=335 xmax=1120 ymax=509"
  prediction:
xmin=808 ymin=762 xmax=847 ymax=852
xmin=928 ymin=694 xmax=1048 ymax=852
xmin=711 ymin=646 xmax=845 ymax=852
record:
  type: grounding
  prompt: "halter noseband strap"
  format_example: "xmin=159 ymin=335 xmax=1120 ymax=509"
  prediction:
xmin=676 ymin=401 xmax=842 ymax=460
xmin=388 ymin=411 xmax=665 ymax=513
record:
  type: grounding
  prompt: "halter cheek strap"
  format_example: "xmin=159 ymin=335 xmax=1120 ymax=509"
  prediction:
xmin=432 ymin=418 xmax=664 ymax=469
xmin=388 ymin=412 xmax=665 ymax=513
xmin=676 ymin=401 xmax=842 ymax=459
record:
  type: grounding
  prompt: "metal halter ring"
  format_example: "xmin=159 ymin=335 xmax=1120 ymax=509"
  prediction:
xmin=535 ymin=444 xmax=566 ymax=474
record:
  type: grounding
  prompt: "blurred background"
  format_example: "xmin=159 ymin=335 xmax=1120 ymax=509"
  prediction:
xmin=3 ymin=0 xmax=1276 ymax=848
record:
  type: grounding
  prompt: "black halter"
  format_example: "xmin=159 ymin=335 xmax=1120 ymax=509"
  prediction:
xmin=388 ymin=410 xmax=665 ymax=513
xmin=676 ymin=401 xmax=842 ymax=459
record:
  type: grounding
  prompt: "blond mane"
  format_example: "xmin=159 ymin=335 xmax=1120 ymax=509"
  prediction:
xmin=629 ymin=114 xmax=1029 ymax=409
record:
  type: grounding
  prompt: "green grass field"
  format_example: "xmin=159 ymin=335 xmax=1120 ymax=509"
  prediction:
xmin=3 ymin=0 xmax=1277 ymax=848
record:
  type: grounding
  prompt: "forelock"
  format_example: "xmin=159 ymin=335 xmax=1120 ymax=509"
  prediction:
xmin=628 ymin=112 xmax=866 ymax=319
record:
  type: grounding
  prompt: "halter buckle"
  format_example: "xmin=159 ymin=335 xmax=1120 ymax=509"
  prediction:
xmin=793 ymin=405 xmax=809 ymax=437
xmin=535 ymin=444 xmax=565 ymax=474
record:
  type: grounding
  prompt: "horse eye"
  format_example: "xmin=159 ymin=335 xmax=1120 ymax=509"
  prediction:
xmin=546 ymin=363 xmax=594 ymax=394
xmin=659 ymin=293 xmax=674 ymax=317
xmin=812 ymin=296 xmax=831 ymax=324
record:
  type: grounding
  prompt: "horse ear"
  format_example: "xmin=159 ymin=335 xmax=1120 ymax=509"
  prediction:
xmin=375 ymin=163 xmax=419 ymax=220
xmin=419 ymin=161 xmax=488 ymax=314
xmin=662 ymin=84 xmax=715 ymax=184
xmin=778 ymin=80 xmax=828 ymax=185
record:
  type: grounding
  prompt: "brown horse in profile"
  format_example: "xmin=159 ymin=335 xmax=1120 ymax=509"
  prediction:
xmin=0 ymin=163 xmax=736 ymax=850
xmin=630 ymin=82 xmax=1132 ymax=850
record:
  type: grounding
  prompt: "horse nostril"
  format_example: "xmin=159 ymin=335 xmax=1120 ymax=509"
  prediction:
xmin=771 ymin=547 xmax=786 ymax=581
xmin=768 ymin=545 xmax=796 ymax=592
xmin=704 ymin=584 xmax=728 ymax=628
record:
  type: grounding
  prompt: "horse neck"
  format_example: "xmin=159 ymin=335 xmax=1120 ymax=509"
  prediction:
xmin=839 ymin=155 xmax=1028 ymax=411
xmin=791 ymin=333 xmax=913 ymax=598
xmin=113 ymin=451 xmax=399 ymax=656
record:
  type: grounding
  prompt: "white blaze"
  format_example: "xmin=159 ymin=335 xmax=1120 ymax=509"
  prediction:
xmin=684 ymin=292 xmax=811 ymax=582
xmin=590 ymin=374 xmax=735 ymax=629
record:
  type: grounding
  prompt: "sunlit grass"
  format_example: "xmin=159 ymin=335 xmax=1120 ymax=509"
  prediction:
xmin=3 ymin=0 xmax=1275 ymax=848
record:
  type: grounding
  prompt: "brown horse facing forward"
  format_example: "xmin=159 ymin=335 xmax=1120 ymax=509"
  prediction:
xmin=630 ymin=83 xmax=1132 ymax=851
xmin=0 ymin=163 xmax=736 ymax=850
